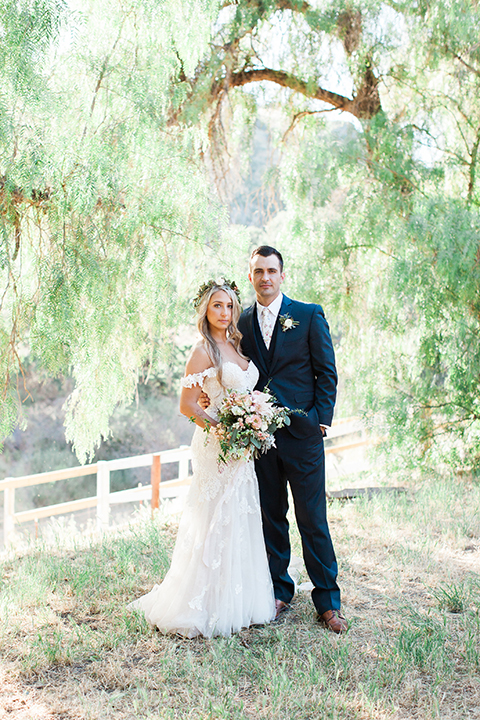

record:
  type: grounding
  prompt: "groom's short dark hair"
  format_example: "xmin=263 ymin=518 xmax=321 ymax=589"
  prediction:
xmin=250 ymin=245 xmax=284 ymax=272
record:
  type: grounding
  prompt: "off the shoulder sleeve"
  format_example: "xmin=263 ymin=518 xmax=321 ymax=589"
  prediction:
xmin=181 ymin=366 xmax=216 ymax=388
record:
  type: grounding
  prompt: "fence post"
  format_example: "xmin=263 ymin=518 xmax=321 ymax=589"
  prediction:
xmin=178 ymin=445 xmax=190 ymax=481
xmin=4 ymin=484 xmax=15 ymax=545
xmin=151 ymin=453 xmax=161 ymax=515
xmin=96 ymin=461 xmax=110 ymax=531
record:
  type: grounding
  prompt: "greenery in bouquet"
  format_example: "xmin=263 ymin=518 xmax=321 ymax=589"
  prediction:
xmin=209 ymin=388 xmax=292 ymax=465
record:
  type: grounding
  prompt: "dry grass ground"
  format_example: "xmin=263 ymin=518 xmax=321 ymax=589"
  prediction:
xmin=0 ymin=474 xmax=479 ymax=720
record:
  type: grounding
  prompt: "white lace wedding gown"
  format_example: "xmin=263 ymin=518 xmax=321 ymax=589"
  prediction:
xmin=128 ymin=361 xmax=275 ymax=638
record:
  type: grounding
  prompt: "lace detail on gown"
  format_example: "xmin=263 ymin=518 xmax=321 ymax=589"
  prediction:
xmin=180 ymin=367 xmax=217 ymax=388
xmin=128 ymin=361 xmax=275 ymax=638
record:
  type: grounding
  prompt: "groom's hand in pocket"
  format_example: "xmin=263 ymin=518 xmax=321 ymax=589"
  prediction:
xmin=197 ymin=391 xmax=211 ymax=410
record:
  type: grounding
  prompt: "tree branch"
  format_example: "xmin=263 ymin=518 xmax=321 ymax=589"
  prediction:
xmin=272 ymin=0 xmax=311 ymax=11
xmin=282 ymin=108 xmax=337 ymax=141
xmin=12 ymin=209 xmax=21 ymax=262
xmin=228 ymin=67 xmax=344 ymax=103
xmin=220 ymin=61 xmax=381 ymax=119
xmin=0 ymin=177 xmax=51 ymax=210
xmin=452 ymin=52 xmax=480 ymax=78
xmin=467 ymin=125 xmax=480 ymax=204
xmin=341 ymin=243 xmax=398 ymax=259
xmin=363 ymin=157 xmax=424 ymax=195
xmin=410 ymin=124 xmax=469 ymax=166
xmin=226 ymin=67 xmax=365 ymax=116
xmin=81 ymin=17 xmax=126 ymax=140
xmin=222 ymin=0 xmax=311 ymax=13
xmin=176 ymin=5 xmax=380 ymax=123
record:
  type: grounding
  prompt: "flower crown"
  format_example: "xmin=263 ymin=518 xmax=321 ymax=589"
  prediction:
xmin=193 ymin=277 xmax=241 ymax=309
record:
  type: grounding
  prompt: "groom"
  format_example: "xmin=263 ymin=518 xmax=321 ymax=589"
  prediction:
xmin=239 ymin=246 xmax=346 ymax=633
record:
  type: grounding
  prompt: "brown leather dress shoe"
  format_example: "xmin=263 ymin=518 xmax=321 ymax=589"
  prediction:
xmin=318 ymin=609 xmax=348 ymax=634
xmin=274 ymin=599 xmax=291 ymax=620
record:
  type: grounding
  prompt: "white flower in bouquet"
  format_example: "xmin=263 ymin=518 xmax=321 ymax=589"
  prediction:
xmin=207 ymin=387 xmax=296 ymax=465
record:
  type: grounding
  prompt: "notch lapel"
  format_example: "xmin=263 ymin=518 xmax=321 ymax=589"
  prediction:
xmin=243 ymin=304 xmax=269 ymax=377
xmin=268 ymin=295 xmax=292 ymax=376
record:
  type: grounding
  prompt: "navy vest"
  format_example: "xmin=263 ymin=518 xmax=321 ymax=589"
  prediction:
xmin=253 ymin=305 xmax=281 ymax=369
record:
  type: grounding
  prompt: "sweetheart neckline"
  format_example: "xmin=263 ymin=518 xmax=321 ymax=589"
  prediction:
xmin=221 ymin=360 xmax=252 ymax=373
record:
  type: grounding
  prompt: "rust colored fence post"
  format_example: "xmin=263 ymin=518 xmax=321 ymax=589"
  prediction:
xmin=151 ymin=453 xmax=161 ymax=515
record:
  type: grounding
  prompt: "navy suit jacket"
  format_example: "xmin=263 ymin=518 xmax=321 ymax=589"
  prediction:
xmin=238 ymin=295 xmax=337 ymax=439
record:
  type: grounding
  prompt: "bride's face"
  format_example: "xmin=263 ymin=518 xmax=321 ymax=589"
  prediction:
xmin=207 ymin=290 xmax=233 ymax=332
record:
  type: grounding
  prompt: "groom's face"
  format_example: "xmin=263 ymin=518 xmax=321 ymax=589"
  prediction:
xmin=248 ymin=254 xmax=285 ymax=305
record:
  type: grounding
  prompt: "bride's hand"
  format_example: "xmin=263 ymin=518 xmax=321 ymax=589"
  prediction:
xmin=197 ymin=391 xmax=211 ymax=410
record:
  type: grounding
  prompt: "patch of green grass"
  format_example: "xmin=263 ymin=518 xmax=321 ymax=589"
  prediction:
xmin=395 ymin=609 xmax=450 ymax=674
xmin=0 ymin=514 xmax=172 ymax=672
xmin=462 ymin=614 xmax=480 ymax=669
xmin=432 ymin=580 xmax=469 ymax=613
xmin=1 ymin=476 xmax=480 ymax=719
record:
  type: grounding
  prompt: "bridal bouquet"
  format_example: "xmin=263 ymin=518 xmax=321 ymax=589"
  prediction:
xmin=209 ymin=388 xmax=292 ymax=464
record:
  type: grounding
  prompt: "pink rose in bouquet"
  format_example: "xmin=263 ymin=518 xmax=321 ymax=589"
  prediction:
xmin=207 ymin=386 xmax=293 ymax=465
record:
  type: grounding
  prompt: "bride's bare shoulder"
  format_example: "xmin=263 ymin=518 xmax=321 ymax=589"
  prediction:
xmin=185 ymin=342 xmax=213 ymax=376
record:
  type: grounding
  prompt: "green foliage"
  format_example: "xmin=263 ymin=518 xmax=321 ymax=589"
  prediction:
xmin=0 ymin=0 xmax=228 ymax=460
xmin=0 ymin=0 xmax=66 ymax=102
xmin=267 ymin=0 xmax=480 ymax=472
xmin=2 ymin=0 xmax=480 ymax=472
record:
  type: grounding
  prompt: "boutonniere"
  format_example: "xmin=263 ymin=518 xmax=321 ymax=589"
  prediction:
xmin=279 ymin=313 xmax=299 ymax=332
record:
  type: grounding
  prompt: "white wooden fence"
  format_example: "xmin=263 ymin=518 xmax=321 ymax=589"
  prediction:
xmin=0 ymin=445 xmax=192 ymax=546
xmin=0 ymin=418 xmax=368 ymax=546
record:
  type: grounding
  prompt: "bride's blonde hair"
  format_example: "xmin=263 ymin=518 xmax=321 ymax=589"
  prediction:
xmin=195 ymin=280 xmax=246 ymax=386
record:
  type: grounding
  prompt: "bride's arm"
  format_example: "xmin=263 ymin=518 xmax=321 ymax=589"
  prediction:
xmin=179 ymin=345 xmax=218 ymax=429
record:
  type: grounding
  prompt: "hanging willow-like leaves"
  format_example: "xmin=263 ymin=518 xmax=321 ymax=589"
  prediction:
xmin=0 ymin=0 xmax=226 ymax=460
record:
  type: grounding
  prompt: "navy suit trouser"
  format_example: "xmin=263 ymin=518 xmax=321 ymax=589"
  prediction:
xmin=254 ymin=428 xmax=340 ymax=615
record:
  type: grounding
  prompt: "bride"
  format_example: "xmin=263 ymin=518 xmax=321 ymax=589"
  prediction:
xmin=128 ymin=278 xmax=275 ymax=637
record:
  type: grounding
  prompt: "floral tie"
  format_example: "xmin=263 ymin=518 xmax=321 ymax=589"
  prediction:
xmin=260 ymin=306 xmax=274 ymax=349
